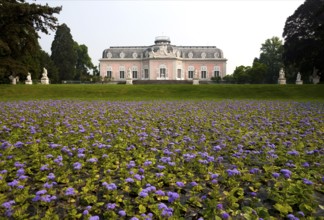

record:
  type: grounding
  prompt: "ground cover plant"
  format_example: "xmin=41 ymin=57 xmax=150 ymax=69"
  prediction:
xmin=0 ymin=100 xmax=323 ymax=219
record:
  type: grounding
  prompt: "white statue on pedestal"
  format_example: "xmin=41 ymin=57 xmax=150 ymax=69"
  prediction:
xmin=278 ymin=68 xmax=286 ymax=84
xmin=41 ymin=67 xmax=49 ymax=84
xmin=9 ymin=75 xmax=16 ymax=85
xmin=279 ymin=68 xmax=285 ymax=79
xmin=296 ymin=72 xmax=303 ymax=85
xmin=25 ymin=72 xmax=32 ymax=85
xmin=194 ymin=69 xmax=198 ymax=79
xmin=127 ymin=68 xmax=132 ymax=79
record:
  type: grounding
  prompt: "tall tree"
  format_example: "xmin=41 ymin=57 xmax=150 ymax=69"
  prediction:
xmin=283 ymin=0 xmax=324 ymax=83
xmin=0 ymin=0 xmax=61 ymax=82
xmin=74 ymin=43 xmax=94 ymax=81
xmin=259 ymin=37 xmax=283 ymax=84
xmin=249 ymin=58 xmax=268 ymax=84
xmin=51 ymin=23 xmax=77 ymax=81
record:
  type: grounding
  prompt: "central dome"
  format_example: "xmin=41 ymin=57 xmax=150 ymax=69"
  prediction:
xmin=154 ymin=36 xmax=171 ymax=45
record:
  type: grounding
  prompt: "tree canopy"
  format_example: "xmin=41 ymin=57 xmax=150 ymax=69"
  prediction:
xmin=259 ymin=37 xmax=283 ymax=84
xmin=283 ymin=0 xmax=324 ymax=82
xmin=0 ymin=0 xmax=61 ymax=81
xmin=51 ymin=23 xmax=77 ymax=81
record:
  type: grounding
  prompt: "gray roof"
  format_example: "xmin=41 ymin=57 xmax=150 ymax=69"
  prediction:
xmin=102 ymin=37 xmax=224 ymax=59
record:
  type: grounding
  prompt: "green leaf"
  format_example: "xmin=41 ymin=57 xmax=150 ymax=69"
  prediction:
xmin=273 ymin=203 xmax=292 ymax=215
xmin=139 ymin=204 xmax=146 ymax=214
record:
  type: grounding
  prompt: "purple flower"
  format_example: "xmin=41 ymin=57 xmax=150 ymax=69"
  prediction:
xmin=176 ymin=181 xmax=185 ymax=187
xmin=303 ymin=178 xmax=313 ymax=185
xmin=287 ymin=214 xmax=299 ymax=220
xmin=40 ymin=164 xmax=49 ymax=171
xmin=118 ymin=210 xmax=126 ymax=216
xmin=221 ymin=212 xmax=230 ymax=219
xmin=155 ymin=172 xmax=164 ymax=178
xmin=167 ymin=191 xmax=179 ymax=203
xmin=73 ymin=162 xmax=82 ymax=170
xmin=249 ymin=168 xmax=260 ymax=174
xmin=130 ymin=217 xmax=139 ymax=220
xmin=134 ymin=174 xmax=143 ymax=180
xmin=226 ymin=168 xmax=240 ymax=176
xmin=65 ymin=187 xmax=76 ymax=196
xmin=106 ymin=203 xmax=116 ymax=209
xmin=157 ymin=165 xmax=165 ymax=170
xmin=139 ymin=191 xmax=149 ymax=197
xmin=190 ymin=181 xmax=198 ymax=187
xmin=16 ymin=168 xmax=25 ymax=175
xmin=103 ymin=182 xmax=117 ymax=190
xmin=125 ymin=177 xmax=134 ymax=183
xmin=144 ymin=160 xmax=152 ymax=166
xmin=47 ymin=173 xmax=55 ymax=180
xmin=158 ymin=203 xmax=168 ymax=210
xmin=287 ymin=150 xmax=299 ymax=156
xmin=8 ymin=179 xmax=19 ymax=187
xmin=272 ymin=172 xmax=280 ymax=178
xmin=87 ymin=158 xmax=98 ymax=163
xmin=2 ymin=200 xmax=15 ymax=209
xmin=83 ymin=210 xmax=89 ymax=215
xmin=127 ymin=161 xmax=136 ymax=168
xmin=155 ymin=190 xmax=165 ymax=196
xmin=210 ymin=173 xmax=219 ymax=179
xmin=89 ymin=216 xmax=100 ymax=220
xmin=162 ymin=207 xmax=173 ymax=217
xmin=217 ymin=203 xmax=223 ymax=210
xmin=280 ymin=169 xmax=292 ymax=178
xmin=302 ymin=162 xmax=310 ymax=167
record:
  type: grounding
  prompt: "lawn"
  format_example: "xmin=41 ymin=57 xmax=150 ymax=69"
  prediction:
xmin=0 ymin=84 xmax=323 ymax=101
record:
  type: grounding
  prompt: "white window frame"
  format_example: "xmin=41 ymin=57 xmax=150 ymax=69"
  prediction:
xmin=106 ymin=66 xmax=112 ymax=78
xmin=213 ymin=66 xmax=220 ymax=78
xmin=201 ymin=66 xmax=207 ymax=79
xmin=188 ymin=66 xmax=194 ymax=79
xmin=158 ymin=64 xmax=168 ymax=80
xmin=132 ymin=66 xmax=138 ymax=79
xmin=119 ymin=66 xmax=125 ymax=79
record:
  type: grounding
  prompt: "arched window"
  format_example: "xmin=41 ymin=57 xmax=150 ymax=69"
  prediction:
xmin=119 ymin=66 xmax=125 ymax=79
xmin=188 ymin=66 xmax=194 ymax=79
xmin=201 ymin=66 xmax=207 ymax=79
xmin=159 ymin=64 xmax=167 ymax=79
xmin=106 ymin=66 xmax=112 ymax=78
xmin=213 ymin=66 xmax=220 ymax=78
xmin=132 ymin=66 xmax=138 ymax=79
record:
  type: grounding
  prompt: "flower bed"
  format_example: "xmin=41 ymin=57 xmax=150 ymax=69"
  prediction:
xmin=0 ymin=100 xmax=323 ymax=219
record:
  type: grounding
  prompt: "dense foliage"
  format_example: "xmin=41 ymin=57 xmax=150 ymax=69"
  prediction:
xmin=51 ymin=24 xmax=77 ymax=81
xmin=0 ymin=0 xmax=61 ymax=82
xmin=0 ymin=100 xmax=323 ymax=219
xmin=283 ymin=0 xmax=324 ymax=83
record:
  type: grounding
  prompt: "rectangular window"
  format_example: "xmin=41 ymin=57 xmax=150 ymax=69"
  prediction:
xmin=107 ymin=71 xmax=112 ymax=78
xmin=144 ymin=69 xmax=149 ymax=79
xmin=201 ymin=71 xmax=207 ymax=79
xmin=132 ymin=71 xmax=137 ymax=79
xmin=188 ymin=71 xmax=194 ymax=79
xmin=177 ymin=69 xmax=181 ymax=78
xmin=214 ymin=71 xmax=220 ymax=77
xmin=120 ymin=71 xmax=125 ymax=79
xmin=160 ymin=68 xmax=166 ymax=78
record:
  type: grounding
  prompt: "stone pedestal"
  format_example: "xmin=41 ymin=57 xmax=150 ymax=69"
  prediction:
xmin=25 ymin=80 xmax=32 ymax=85
xmin=278 ymin=78 xmax=286 ymax=85
xmin=296 ymin=80 xmax=303 ymax=85
xmin=193 ymin=78 xmax=199 ymax=85
xmin=126 ymin=78 xmax=133 ymax=85
xmin=41 ymin=77 xmax=49 ymax=84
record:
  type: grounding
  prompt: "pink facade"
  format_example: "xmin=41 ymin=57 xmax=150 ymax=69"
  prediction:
xmin=99 ymin=36 xmax=227 ymax=81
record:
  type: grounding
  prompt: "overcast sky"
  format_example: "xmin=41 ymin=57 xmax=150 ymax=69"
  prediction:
xmin=35 ymin=0 xmax=304 ymax=75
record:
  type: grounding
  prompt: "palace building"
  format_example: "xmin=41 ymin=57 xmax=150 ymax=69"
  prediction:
xmin=99 ymin=36 xmax=227 ymax=82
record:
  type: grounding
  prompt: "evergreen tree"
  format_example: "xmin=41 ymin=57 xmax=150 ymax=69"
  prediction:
xmin=51 ymin=23 xmax=77 ymax=81
xmin=0 ymin=0 xmax=61 ymax=82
